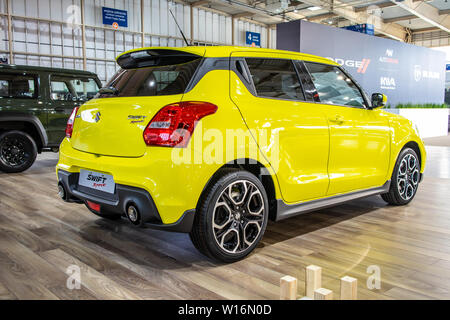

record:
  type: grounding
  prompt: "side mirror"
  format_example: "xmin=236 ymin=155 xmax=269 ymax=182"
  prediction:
xmin=371 ymin=93 xmax=387 ymax=109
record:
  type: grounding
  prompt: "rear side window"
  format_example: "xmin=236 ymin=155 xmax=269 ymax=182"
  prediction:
xmin=304 ymin=62 xmax=366 ymax=108
xmin=50 ymin=76 xmax=100 ymax=102
xmin=50 ymin=79 xmax=72 ymax=101
xmin=0 ymin=73 xmax=37 ymax=99
xmin=246 ymin=58 xmax=305 ymax=101
xmin=99 ymin=58 xmax=201 ymax=98
xmin=72 ymin=78 xmax=100 ymax=100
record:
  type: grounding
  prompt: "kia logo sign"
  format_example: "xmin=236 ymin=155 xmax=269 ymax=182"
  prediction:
xmin=380 ymin=77 xmax=396 ymax=90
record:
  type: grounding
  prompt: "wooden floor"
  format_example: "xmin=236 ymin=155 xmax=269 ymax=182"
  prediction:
xmin=1 ymin=146 xmax=450 ymax=300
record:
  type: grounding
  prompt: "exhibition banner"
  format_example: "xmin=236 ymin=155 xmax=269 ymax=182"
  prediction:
xmin=277 ymin=20 xmax=446 ymax=106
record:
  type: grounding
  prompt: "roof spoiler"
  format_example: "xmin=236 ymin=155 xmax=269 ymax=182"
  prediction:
xmin=117 ymin=49 xmax=201 ymax=69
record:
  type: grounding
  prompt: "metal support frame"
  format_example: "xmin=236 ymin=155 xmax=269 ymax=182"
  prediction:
xmin=6 ymin=0 xmax=13 ymax=64
xmin=80 ymin=0 xmax=87 ymax=70
xmin=141 ymin=0 xmax=145 ymax=47
xmin=231 ymin=17 xmax=235 ymax=45
xmin=190 ymin=4 xmax=194 ymax=45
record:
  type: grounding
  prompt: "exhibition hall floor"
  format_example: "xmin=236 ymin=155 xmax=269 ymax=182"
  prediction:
xmin=0 ymin=145 xmax=450 ymax=300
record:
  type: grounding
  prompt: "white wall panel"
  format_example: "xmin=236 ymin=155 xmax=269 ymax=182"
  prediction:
xmin=0 ymin=0 xmax=271 ymax=83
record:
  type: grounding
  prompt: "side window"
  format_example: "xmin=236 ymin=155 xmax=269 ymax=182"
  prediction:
xmin=246 ymin=58 xmax=305 ymax=101
xmin=0 ymin=80 xmax=8 ymax=96
xmin=50 ymin=80 xmax=72 ymax=101
xmin=304 ymin=62 xmax=366 ymax=108
xmin=71 ymin=78 xmax=100 ymax=101
xmin=0 ymin=74 xmax=37 ymax=99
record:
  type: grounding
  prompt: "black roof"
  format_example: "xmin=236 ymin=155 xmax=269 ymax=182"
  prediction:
xmin=0 ymin=64 xmax=98 ymax=77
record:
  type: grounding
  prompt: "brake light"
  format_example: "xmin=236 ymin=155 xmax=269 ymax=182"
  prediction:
xmin=65 ymin=107 xmax=79 ymax=138
xmin=143 ymin=101 xmax=218 ymax=148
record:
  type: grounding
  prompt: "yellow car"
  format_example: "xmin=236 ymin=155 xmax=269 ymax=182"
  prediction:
xmin=56 ymin=46 xmax=426 ymax=262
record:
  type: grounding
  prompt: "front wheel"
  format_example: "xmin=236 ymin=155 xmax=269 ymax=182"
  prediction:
xmin=381 ymin=148 xmax=421 ymax=205
xmin=0 ymin=130 xmax=37 ymax=173
xmin=190 ymin=169 xmax=269 ymax=263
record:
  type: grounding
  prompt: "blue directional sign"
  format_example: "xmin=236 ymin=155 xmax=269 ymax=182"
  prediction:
xmin=446 ymin=64 xmax=450 ymax=71
xmin=246 ymin=31 xmax=261 ymax=47
xmin=102 ymin=7 xmax=128 ymax=28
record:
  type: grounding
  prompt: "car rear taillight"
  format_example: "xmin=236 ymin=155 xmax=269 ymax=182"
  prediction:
xmin=143 ymin=101 xmax=218 ymax=148
xmin=65 ymin=107 xmax=79 ymax=138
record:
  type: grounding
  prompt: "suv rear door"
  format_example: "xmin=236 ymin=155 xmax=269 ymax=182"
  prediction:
xmin=230 ymin=52 xmax=330 ymax=204
xmin=0 ymin=71 xmax=46 ymax=127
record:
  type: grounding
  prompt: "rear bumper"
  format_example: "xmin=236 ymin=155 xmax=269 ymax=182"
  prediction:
xmin=57 ymin=169 xmax=195 ymax=233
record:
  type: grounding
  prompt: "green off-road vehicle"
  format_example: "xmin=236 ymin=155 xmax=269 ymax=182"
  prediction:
xmin=0 ymin=64 xmax=101 ymax=173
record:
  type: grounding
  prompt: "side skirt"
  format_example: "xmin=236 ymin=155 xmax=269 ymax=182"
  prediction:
xmin=275 ymin=181 xmax=391 ymax=221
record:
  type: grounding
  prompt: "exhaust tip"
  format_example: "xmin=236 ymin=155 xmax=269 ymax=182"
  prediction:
xmin=58 ymin=183 xmax=67 ymax=201
xmin=126 ymin=204 xmax=140 ymax=225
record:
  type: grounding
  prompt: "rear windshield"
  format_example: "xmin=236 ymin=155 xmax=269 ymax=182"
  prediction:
xmin=97 ymin=58 xmax=201 ymax=98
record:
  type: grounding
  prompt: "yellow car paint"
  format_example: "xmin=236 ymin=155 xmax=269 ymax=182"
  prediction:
xmin=57 ymin=46 xmax=426 ymax=225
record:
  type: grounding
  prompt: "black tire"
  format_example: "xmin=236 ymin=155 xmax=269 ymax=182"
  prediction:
xmin=381 ymin=147 xmax=421 ymax=206
xmin=84 ymin=202 xmax=123 ymax=220
xmin=190 ymin=168 xmax=269 ymax=263
xmin=0 ymin=130 xmax=37 ymax=173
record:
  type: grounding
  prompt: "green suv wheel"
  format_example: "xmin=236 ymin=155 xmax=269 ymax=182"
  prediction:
xmin=0 ymin=130 xmax=37 ymax=173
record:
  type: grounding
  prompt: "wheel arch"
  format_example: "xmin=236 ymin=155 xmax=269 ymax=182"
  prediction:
xmin=0 ymin=114 xmax=48 ymax=151
xmin=197 ymin=158 xmax=279 ymax=221
xmin=403 ymin=141 xmax=422 ymax=168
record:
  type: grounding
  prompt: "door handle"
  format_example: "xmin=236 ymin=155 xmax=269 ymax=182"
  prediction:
xmin=329 ymin=115 xmax=345 ymax=124
xmin=53 ymin=107 xmax=65 ymax=112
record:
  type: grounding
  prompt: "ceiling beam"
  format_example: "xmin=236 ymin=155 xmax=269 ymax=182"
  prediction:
xmin=299 ymin=0 xmax=407 ymax=41
xmin=354 ymin=2 xmax=396 ymax=13
xmin=412 ymin=26 xmax=440 ymax=34
xmin=307 ymin=13 xmax=338 ymax=22
xmin=389 ymin=0 xmax=450 ymax=33
xmin=232 ymin=12 xmax=256 ymax=19
xmin=191 ymin=0 xmax=210 ymax=7
xmin=383 ymin=14 xmax=417 ymax=24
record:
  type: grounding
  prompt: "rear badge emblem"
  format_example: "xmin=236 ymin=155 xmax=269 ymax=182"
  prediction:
xmin=94 ymin=112 xmax=101 ymax=123
xmin=128 ymin=115 xmax=147 ymax=124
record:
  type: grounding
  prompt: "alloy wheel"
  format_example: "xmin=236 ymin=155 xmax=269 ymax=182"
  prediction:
xmin=0 ymin=137 xmax=29 ymax=168
xmin=397 ymin=153 xmax=420 ymax=201
xmin=212 ymin=180 xmax=265 ymax=254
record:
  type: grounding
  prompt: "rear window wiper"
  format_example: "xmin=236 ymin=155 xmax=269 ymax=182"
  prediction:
xmin=98 ymin=86 xmax=119 ymax=96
